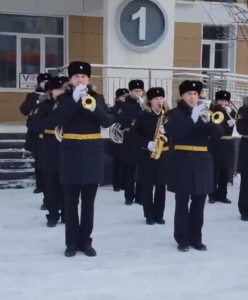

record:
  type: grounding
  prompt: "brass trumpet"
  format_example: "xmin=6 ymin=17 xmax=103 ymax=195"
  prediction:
xmin=198 ymin=100 xmax=224 ymax=124
xmin=82 ymin=94 xmax=96 ymax=110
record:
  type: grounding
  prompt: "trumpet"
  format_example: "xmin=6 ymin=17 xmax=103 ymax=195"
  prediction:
xmin=198 ymin=100 xmax=224 ymax=124
xmin=82 ymin=93 xmax=96 ymax=109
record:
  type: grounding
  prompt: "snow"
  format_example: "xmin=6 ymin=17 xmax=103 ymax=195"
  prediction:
xmin=0 ymin=177 xmax=247 ymax=300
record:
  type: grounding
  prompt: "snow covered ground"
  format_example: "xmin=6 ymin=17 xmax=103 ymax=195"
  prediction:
xmin=0 ymin=177 xmax=247 ymax=300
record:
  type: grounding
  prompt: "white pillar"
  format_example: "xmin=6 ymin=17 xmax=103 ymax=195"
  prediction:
xmin=103 ymin=0 xmax=175 ymax=106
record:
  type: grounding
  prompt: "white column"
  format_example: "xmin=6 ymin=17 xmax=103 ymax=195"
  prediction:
xmin=103 ymin=0 xmax=175 ymax=106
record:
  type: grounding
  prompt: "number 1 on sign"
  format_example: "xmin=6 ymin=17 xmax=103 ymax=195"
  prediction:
xmin=132 ymin=7 xmax=146 ymax=40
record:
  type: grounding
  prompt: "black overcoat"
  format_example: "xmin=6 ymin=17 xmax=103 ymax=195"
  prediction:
xmin=133 ymin=110 xmax=169 ymax=185
xmin=115 ymin=96 xmax=143 ymax=163
xmin=164 ymin=101 xmax=224 ymax=195
xmin=33 ymin=98 xmax=61 ymax=171
xmin=236 ymin=105 xmax=248 ymax=174
xmin=42 ymin=87 xmax=114 ymax=185
xmin=19 ymin=88 xmax=44 ymax=152
xmin=208 ymin=105 xmax=235 ymax=169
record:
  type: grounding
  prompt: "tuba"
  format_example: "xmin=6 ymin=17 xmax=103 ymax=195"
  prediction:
xmin=150 ymin=110 xmax=168 ymax=160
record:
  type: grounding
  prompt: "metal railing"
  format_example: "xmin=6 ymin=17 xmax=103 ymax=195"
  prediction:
xmin=46 ymin=64 xmax=248 ymax=108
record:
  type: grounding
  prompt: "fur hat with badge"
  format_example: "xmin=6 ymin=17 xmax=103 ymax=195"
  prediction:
xmin=147 ymin=87 xmax=165 ymax=101
xmin=179 ymin=80 xmax=202 ymax=97
xmin=68 ymin=61 xmax=91 ymax=78
xmin=49 ymin=76 xmax=69 ymax=90
xmin=215 ymin=90 xmax=231 ymax=101
xmin=115 ymin=88 xmax=129 ymax=98
xmin=128 ymin=79 xmax=144 ymax=91
xmin=37 ymin=73 xmax=52 ymax=85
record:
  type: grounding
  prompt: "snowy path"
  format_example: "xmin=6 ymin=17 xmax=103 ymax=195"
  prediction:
xmin=0 ymin=178 xmax=247 ymax=300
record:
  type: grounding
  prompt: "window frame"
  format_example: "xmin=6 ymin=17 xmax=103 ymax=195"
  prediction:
xmin=0 ymin=13 xmax=67 ymax=92
xmin=200 ymin=24 xmax=236 ymax=73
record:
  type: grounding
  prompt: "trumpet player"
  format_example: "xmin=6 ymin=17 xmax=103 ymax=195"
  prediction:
xmin=236 ymin=96 xmax=248 ymax=221
xmin=164 ymin=80 xmax=224 ymax=252
xmin=208 ymin=91 xmax=235 ymax=204
xmin=115 ymin=80 xmax=145 ymax=205
xmin=133 ymin=87 xmax=169 ymax=225
xmin=19 ymin=73 xmax=52 ymax=199
xmin=52 ymin=61 xmax=114 ymax=257
xmin=34 ymin=76 xmax=69 ymax=227
xmin=109 ymin=88 xmax=129 ymax=192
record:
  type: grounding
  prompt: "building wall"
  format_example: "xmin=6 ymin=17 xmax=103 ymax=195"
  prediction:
xmin=235 ymin=25 xmax=248 ymax=75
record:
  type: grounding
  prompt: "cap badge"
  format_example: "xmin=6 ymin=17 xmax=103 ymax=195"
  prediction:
xmin=80 ymin=66 xmax=83 ymax=69
xmin=224 ymin=94 xmax=226 ymax=96
xmin=193 ymin=83 xmax=195 ymax=87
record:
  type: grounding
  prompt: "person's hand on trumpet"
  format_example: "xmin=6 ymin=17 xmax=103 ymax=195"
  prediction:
xmin=72 ymin=84 xmax=87 ymax=102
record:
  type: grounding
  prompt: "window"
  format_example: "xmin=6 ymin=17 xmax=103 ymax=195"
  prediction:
xmin=201 ymin=25 xmax=230 ymax=70
xmin=0 ymin=14 xmax=65 ymax=89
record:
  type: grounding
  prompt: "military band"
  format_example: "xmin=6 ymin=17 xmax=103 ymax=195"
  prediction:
xmin=164 ymin=80 xmax=224 ymax=252
xmin=19 ymin=62 xmax=245 ymax=257
xmin=133 ymin=87 xmax=169 ymax=225
xmin=236 ymin=96 xmax=248 ymax=221
xmin=208 ymin=91 xmax=235 ymax=204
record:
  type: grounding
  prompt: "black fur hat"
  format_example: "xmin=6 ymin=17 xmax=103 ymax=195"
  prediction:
xmin=179 ymin=80 xmax=201 ymax=97
xmin=49 ymin=76 xmax=69 ymax=90
xmin=115 ymin=88 xmax=129 ymax=98
xmin=37 ymin=73 xmax=52 ymax=85
xmin=147 ymin=87 xmax=165 ymax=101
xmin=215 ymin=90 xmax=231 ymax=101
xmin=128 ymin=79 xmax=144 ymax=91
xmin=68 ymin=61 xmax=91 ymax=78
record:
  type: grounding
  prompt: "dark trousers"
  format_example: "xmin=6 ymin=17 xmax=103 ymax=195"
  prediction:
xmin=209 ymin=168 xmax=229 ymax=200
xmin=142 ymin=184 xmax=166 ymax=219
xmin=238 ymin=172 xmax=248 ymax=218
xmin=34 ymin=151 xmax=43 ymax=190
xmin=174 ymin=194 xmax=206 ymax=246
xmin=44 ymin=171 xmax=64 ymax=220
xmin=63 ymin=183 xmax=98 ymax=248
xmin=124 ymin=162 xmax=142 ymax=202
xmin=113 ymin=158 xmax=123 ymax=189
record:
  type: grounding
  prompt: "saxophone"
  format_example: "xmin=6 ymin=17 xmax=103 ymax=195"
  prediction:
xmin=150 ymin=110 xmax=168 ymax=160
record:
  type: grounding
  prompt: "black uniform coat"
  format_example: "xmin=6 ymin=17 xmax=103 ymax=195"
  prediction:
xmin=115 ymin=96 xmax=143 ymax=163
xmin=164 ymin=101 xmax=224 ymax=195
xmin=208 ymin=105 xmax=235 ymax=169
xmin=109 ymin=100 xmax=125 ymax=158
xmin=19 ymin=87 xmax=44 ymax=152
xmin=133 ymin=109 xmax=169 ymax=185
xmin=42 ymin=85 xmax=114 ymax=185
xmin=236 ymin=105 xmax=248 ymax=174
xmin=33 ymin=98 xmax=61 ymax=171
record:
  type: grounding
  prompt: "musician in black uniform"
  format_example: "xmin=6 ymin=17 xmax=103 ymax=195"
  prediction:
xmin=20 ymin=73 xmax=52 ymax=196
xmin=164 ymin=80 xmax=224 ymax=252
xmin=116 ymin=80 xmax=145 ymax=205
xmin=133 ymin=87 xmax=169 ymax=225
xmin=34 ymin=76 xmax=69 ymax=227
xmin=236 ymin=96 xmax=248 ymax=221
xmin=48 ymin=61 xmax=114 ymax=257
xmin=109 ymin=88 xmax=129 ymax=191
xmin=208 ymin=91 xmax=235 ymax=204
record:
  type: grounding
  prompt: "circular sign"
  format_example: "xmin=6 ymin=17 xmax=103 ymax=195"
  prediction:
xmin=115 ymin=0 xmax=168 ymax=53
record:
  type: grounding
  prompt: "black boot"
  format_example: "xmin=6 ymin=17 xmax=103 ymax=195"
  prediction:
xmin=125 ymin=199 xmax=133 ymax=206
xmin=154 ymin=217 xmax=165 ymax=225
xmin=190 ymin=242 xmax=207 ymax=251
xmin=178 ymin=244 xmax=189 ymax=252
xmin=113 ymin=187 xmax=121 ymax=192
xmin=217 ymin=198 xmax=231 ymax=204
xmin=40 ymin=203 xmax=47 ymax=210
xmin=208 ymin=197 xmax=215 ymax=204
xmin=241 ymin=216 xmax=248 ymax=221
xmin=64 ymin=246 xmax=77 ymax=257
xmin=78 ymin=244 xmax=97 ymax=257
xmin=33 ymin=188 xmax=42 ymax=194
xmin=46 ymin=214 xmax=59 ymax=227
xmin=146 ymin=218 xmax=155 ymax=225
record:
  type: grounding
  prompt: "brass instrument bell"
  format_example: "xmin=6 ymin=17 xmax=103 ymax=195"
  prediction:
xmin=81 ymin=94 xmax=96 ymax=110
